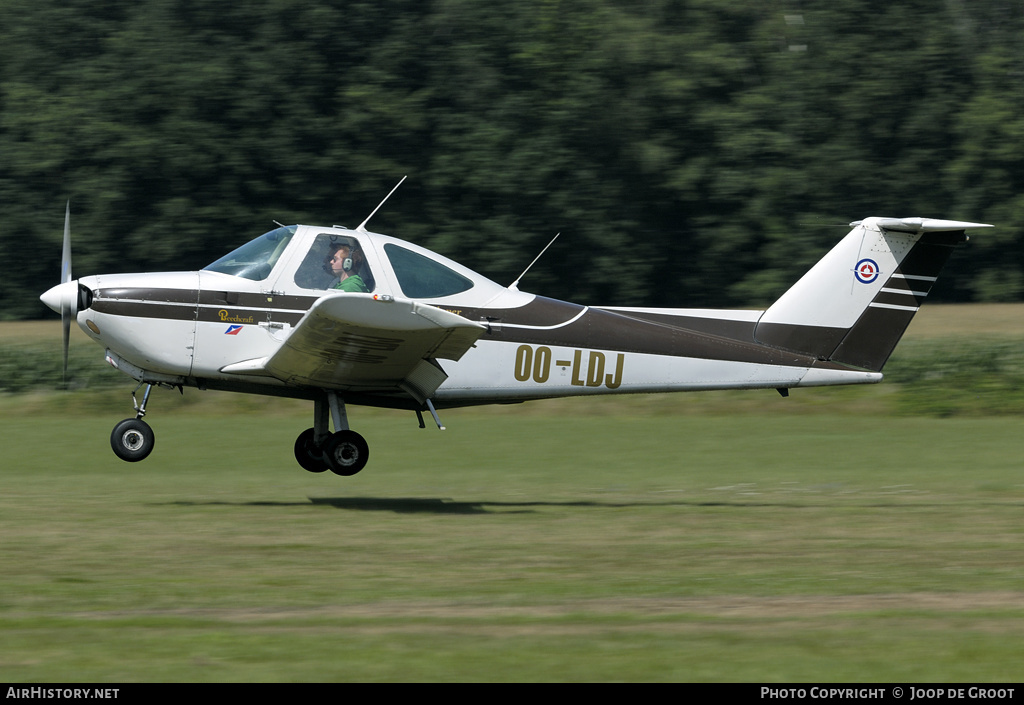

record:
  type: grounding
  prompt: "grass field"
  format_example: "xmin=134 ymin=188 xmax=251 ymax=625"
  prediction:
xmin=1 ymin=307 xmax=1023 ymax=681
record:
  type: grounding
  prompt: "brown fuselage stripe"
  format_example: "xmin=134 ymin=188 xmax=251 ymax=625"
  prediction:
xmin=86 ymin=288 xmax=837 ymax=369
xmin=91 ymin=299 xmax=198 ymax=322
xmin=198 ymin=290 xmax=320 ymax=309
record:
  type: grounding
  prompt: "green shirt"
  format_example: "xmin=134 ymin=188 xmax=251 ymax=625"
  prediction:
xmin=333 ymin=274 xmax=368 ymax=293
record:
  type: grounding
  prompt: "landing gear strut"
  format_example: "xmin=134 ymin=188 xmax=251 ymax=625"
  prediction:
xmin=110 ymin=383 xmax=155 ymax=462
xmin=294 ymin=392 xmax=369 ymax=476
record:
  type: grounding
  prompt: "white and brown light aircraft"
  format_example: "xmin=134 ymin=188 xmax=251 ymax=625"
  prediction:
xmin=40 ymin=188 xmax=990 ymax=476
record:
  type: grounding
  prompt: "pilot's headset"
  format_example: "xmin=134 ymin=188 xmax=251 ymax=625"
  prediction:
xmin=324 ymin=239 xmax=361 ymax=274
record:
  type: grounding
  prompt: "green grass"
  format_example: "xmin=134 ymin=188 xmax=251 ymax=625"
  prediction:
xmin=1 ymin=407 xmax=1022 ymax=681
xmin=2 ymin=308 xmax=1023 ymax=680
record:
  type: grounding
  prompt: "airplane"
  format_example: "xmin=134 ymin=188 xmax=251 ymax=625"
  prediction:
xmin=40 ymin=184 xmax=991 ymax=476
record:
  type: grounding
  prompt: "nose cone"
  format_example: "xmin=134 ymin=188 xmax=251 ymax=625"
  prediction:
xmin=40 ymin=280 xmax=78 ymax=314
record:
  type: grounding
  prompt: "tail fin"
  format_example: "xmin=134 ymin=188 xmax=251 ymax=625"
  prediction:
xmin=754 ymin=217 xmax=991 ymax=371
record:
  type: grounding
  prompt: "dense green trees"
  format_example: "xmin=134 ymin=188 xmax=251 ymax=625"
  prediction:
xmin=2 ymin=0 xmax=1022 ymax=319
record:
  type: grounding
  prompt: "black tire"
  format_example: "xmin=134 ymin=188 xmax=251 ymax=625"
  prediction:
xmin=110 ymin=418 xmax=155 ymax=462
xmin=294 ymin=428 xmax=329 ymax=473
xmin=322 ymin=430 xmax=369 ymax=476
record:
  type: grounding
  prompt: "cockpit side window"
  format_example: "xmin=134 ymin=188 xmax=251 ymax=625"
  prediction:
xmin=204 ymin=225 xmax=297 ymax=281
xmin=294 ymin=233 xmax=375 ymax=292
xmin=384 ymin=243 xmax=474 ymax=298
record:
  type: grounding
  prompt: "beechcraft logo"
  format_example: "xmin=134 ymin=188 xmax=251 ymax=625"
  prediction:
xmin=854 ymin=258 xmax=880 ymax=284
xmin=224 ymin=325 xmax=243 ymax=335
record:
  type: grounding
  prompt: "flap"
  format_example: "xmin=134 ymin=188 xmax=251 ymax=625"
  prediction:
xmin=225 ymin=293 xmax=484 ymax=393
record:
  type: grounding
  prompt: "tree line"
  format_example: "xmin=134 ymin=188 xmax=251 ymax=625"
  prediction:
xmin=2 ymin=0 xmax=1023 ymax=320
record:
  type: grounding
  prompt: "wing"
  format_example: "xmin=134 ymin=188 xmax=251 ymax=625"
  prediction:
xmin=221 ymin=293 xmax=485 ymax=402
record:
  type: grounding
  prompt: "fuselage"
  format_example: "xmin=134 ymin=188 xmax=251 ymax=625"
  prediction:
xmin=52 ymin=223 xmax=879 ymax=410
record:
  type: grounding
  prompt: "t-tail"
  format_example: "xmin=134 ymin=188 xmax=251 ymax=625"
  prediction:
xmin=754 ymin=217 xmax=991 ymax=372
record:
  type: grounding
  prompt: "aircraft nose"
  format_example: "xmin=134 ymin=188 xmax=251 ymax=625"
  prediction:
xmin=40 ymin=280 xmax=78 ymax=314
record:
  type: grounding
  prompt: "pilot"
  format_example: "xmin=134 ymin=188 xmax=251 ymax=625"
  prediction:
xmin=327 ymin=243 xmax=369 ymax=292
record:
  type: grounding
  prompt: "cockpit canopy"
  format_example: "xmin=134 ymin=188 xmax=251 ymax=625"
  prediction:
xmin=202 ymin=223 xmax=523 ymax=308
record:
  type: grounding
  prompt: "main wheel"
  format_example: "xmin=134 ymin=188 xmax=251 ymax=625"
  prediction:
xmin=322 ymin=430 xmax=369 ymax=476
xmin=294 ymin=428 xmax=329 ymax=473
xmin=110 ymin=418 xmax=155 ymax=462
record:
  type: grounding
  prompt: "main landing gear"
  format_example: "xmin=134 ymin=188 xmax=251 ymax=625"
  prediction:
xmin=110 ymin=383 xmax=156 ymax=462
xmin=294 ymin=392 xmax=370 ymax=476
xmin=108 ymin=386 xmax=436 ymax=476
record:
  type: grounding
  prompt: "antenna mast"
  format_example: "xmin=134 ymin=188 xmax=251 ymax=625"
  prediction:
xmin=510 ymin=232 xmax=560 ymax=290
xmin=357 ymin=175 xmax=408 ymax=232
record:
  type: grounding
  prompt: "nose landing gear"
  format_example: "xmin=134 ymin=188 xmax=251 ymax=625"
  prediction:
xmin=110 ymin=383 xmax=155 ymax=462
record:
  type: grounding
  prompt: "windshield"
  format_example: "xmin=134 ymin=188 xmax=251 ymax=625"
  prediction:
xmin=203 ymin=225 xmax=297 ymax=280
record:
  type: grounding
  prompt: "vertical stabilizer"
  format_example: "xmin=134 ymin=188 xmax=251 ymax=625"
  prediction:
xmin=754 ymin=217 xmax=990 ymax=371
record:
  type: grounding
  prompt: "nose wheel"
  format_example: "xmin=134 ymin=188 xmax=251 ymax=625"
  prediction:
xmin=111 ymin=418 xmax=155 ymax=462
xmin=110 ymin=383 xmax=156 ymax=462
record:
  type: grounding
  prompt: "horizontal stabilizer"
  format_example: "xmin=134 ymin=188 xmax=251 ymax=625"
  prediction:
xmin=855 ymin=217 xmax=993 ymax=233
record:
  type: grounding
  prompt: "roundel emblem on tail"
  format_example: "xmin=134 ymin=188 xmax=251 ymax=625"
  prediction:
xmin=854 ymin=258 xmax=880 ymax=284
